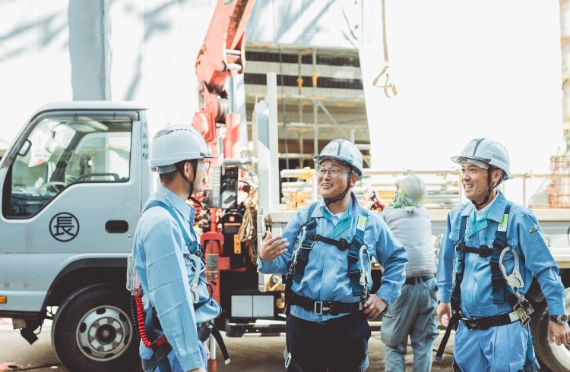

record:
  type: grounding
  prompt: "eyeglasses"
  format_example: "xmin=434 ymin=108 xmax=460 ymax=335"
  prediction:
xmin=317 ymin=167 xmax=348 ymax=177
xmin=201 ymin=161 xmax=211 ymax=172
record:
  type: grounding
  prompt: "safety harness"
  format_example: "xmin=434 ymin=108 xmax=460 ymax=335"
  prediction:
xmin=435 ymin=202 xmax=538 ymax=371
xmin=283 ymin=202 xmax=371 ymax=371
xmin=128 ymin=200 xmax=230 ymax=372
xmin=284 ymin=202 xmax=371 ymax=316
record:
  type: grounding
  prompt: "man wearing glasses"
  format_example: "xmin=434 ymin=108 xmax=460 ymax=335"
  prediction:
xmin=131 ymin=125 xmax=220 ymax=372
xmin=259 ymin=139 xmax=408 ymax=371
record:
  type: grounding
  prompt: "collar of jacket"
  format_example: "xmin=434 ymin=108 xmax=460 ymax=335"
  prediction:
xmin=460 ymin=190 xmax=507 ymax=223
xmin=310 ymin=192 xmax=360 ymax=219
xmin=156 ymin=185 xmax=196 ymax=223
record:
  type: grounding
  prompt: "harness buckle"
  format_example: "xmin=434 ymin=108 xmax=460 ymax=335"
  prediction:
xmin=479 ymin=245 xmax=493 ymax=257
xmin=462 ymin=318 xmax=480 ymax=330
xmin=314 ymin=301 xmax=332 ymax=315
xmin=195 ymin=247 xmax=203 ymax=258
xmin=306 ymin=219 xmax=318 ymax=230
xmin=285 ymin=352 xmax=292 ymax=368
xmin=456 ymin=242 xmax=466 ymax=262
xmin=337 ymin=238 xmax=350 ymax=251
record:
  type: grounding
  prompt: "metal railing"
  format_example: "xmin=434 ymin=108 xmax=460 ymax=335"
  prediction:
xmin=279 ymin=168 xmax=553 ymax=210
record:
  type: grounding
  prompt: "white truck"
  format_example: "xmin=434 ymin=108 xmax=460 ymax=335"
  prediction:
xmin=0 ymin=98 xmax=288 ymax=372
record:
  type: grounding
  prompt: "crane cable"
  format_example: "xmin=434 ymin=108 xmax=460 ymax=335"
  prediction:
xmin=372 ymin=0 xmax=398 ymax=98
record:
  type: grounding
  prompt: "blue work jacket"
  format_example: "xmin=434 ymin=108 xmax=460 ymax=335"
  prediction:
xmin=437 ymin=191 xmax=566 ymax=318
xmin=133 ymin=186 xmax=221 ymax=371
xmin=258 ymin=193 xmax=408 ymax=322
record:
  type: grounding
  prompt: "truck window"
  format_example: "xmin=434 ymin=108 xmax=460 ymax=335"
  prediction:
xmin=5 ymin=115 xmax=133 ymax=218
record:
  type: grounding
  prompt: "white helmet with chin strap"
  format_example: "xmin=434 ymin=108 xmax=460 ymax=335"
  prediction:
xmin=314 ymin=139 xmax=364 ymax=205
xmin=396 ymin=175 xmax=428 ymax=207
xmin=150 ymin=125 xmax=215 ymax=174
xmin=313 ymin=139 xmax=364 ymax=180
xmin=451 ymin=138 xmax=510 ymax=207
xmin=149 ymin=125 xmax=215 ymax=203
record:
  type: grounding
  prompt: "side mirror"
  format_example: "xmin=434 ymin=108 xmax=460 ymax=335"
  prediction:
xmin=18 ymin=139 xmax=31 ymax=157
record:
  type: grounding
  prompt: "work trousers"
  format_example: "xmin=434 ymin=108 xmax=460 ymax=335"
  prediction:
xmin=380 ymin=277 xmax=439 ymax=372
xmin=286 ymin=311 xmax=371 ymax=372
xmin=454 ymin=320 xmax=534 ymax=372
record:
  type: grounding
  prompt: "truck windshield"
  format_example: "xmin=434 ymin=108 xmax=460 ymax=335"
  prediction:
xmin=5 ymin=114 xmax=133 ymax=218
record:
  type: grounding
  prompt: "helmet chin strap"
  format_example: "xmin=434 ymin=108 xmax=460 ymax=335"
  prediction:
xmin=471 ymin=167 xmax=498 ymax=208
xmin=324 ymin=170 xmax=354 ymax=207
xmin=178 ymin=161 xmax=203 ymax=208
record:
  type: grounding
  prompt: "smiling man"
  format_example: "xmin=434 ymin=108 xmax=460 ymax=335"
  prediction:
xmin=258 ymin=139 xmax=408 ymax=372
xmin=436 ymin=138 xmax=570 ymax=372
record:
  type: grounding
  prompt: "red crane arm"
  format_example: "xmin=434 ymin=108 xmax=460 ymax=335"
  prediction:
xmin=193 ymin=0 xmax=255 ymax=151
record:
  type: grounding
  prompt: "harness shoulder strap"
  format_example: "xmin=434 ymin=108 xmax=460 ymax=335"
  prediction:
xmin=459 ymin=214 xmax=468 ymax=242
xmin=490 ymin=202 xmax=512 ymax=304
xmin=143 ymin=200 xmax=193 ymax=251
xmin=347 ymin=206 xmax=368 ymax=297
xmin=451 ymin=207 xmax=471 ymax=309
xmin=291 ymin=202 xmax=319 ymax=283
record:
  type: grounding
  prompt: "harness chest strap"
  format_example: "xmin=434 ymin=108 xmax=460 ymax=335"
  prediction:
xmin=453 ymin=202 xmax=513 ymax=306
xmin=287 ymin=202 xmax=369 ymax=313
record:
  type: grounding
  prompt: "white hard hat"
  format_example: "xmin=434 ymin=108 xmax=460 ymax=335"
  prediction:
xmin=451 ymin=138 xmax=510 ymax=180
xmin=396 ymin=175 xmax=428 ymax=207
xmin=314 ymin=139 xmax=364 ymax=180
xmin=149 ymin=125 xmax=215 ymax=172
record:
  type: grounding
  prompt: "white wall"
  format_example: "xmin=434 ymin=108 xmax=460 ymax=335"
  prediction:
xmin=359 ymin=0 xmax=564 ymax=204
xmin=0 ymin=0 xmax=72 ymax=148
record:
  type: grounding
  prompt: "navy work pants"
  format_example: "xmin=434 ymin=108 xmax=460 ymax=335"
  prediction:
xmin=286 ymin=312 xmax=371 ymax=372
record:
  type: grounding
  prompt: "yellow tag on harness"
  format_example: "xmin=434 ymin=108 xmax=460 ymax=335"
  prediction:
xmin=497 ymin=214 xmax=509 ymax=232
xmin=357 ymin=216 xmax=367 ymax=231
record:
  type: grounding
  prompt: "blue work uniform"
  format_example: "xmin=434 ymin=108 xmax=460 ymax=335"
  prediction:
xmin=258 ymin=193 xmax=408 ymax=370
xmin=133 ymin=186 xmax=221 ymax=372
xmin=437 ymin=191 xmax=566 ymax=372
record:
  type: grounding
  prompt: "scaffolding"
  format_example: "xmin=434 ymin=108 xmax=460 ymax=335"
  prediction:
xmin=549 ymin=156 xmax=570 ymax=208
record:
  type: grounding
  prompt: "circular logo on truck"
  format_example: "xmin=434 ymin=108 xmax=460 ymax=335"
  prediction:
xmin=49 ymin=213 xmax=80 ymax=242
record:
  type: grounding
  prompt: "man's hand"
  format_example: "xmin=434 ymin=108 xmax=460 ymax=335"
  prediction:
xmin=363 ymin=295 xmax=387 ymax=320
xmin=437 ymin=302 xmax=451 ymax=327
xmin=259 ymin=232 xmax=289 ymax=262
xmin=550 ymin=320 xmax=570 ymax=345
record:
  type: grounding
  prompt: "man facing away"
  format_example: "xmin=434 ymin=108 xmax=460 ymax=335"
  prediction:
xmin=381 ymin=175 xmax=439 ymax=372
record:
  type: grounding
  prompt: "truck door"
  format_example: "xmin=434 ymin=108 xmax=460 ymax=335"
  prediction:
xmin=0 ymin=110 xmax=141 ymax=312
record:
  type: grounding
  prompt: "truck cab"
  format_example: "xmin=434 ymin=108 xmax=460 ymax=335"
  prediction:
xmin=0 ymin=101 xmax=152 ymax=372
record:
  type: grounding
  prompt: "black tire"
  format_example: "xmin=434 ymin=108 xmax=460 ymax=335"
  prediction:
xmin=531 ymin=287 xmax=570 ymax=372
xmin=51 ymin=284 xmax=140 ymax=372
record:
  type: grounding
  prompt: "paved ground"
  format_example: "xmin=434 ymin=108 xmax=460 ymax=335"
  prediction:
xmin=0 ymin=318 xmax=455 ymax=371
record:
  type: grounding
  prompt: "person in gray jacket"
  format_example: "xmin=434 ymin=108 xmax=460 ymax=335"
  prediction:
xmin=380 ymin=175 xmax=439 ymax=372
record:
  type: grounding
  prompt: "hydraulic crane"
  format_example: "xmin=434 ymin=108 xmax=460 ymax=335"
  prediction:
xmin=191 ymin=1 xmax=257 ymax=369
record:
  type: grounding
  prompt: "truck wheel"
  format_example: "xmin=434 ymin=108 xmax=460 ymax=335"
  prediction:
xmin=531 ymin=287 xmax=570 ymax=372
xmin=52 ymin=284 xmax=140 ymax=372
